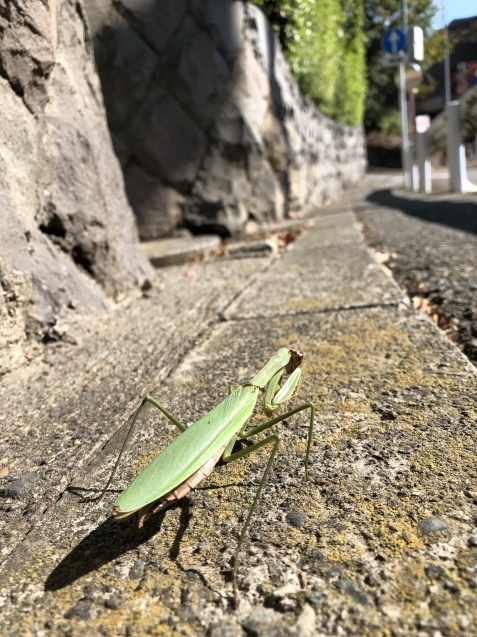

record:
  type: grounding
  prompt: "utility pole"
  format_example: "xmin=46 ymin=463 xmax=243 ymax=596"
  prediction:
xmin=442 ymin=0 xmax=451 ymax=103
xmin=399 ymin=0 xmax=410 ymax=188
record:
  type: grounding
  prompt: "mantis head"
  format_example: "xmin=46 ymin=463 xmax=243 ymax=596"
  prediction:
xmin=286 ymin=349 xmax=303 ymax=374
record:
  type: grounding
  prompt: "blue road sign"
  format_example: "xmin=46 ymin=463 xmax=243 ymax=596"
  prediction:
xmin=382 ymin=28 xmax=406 ymax=55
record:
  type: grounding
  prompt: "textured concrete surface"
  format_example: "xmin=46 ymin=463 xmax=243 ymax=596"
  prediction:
xmin=1 ymin=175 xmax=476 ymax=636
xmin=141 ymin=234 xmax=221 ymax=266
xmin=224 ymin=211 xmax=401 ymax=320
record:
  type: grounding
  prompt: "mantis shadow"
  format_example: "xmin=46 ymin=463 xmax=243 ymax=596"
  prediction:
xmin=44 ymin=499 xmax=191 ymax=592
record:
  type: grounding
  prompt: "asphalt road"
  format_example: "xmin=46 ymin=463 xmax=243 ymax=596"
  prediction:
xmin=355 ymin=169 xmax=477 ymax=365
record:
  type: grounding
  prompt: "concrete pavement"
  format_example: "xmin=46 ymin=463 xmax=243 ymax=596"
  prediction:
xmin=431 ymin=166 xmax=477 ymax=193
xmin=0 ymin=173 xmax=476 ymax=636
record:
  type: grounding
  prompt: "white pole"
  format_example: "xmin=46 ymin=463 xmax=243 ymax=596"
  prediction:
xmin=400 ymin=0 xmax=411 ymax=189
xmin=417 ymin=131 xmax=432 ymax=193
xmin=446 ymin=101 xmax=466 ymax=193
xmin=409 ymin=141 xmax=419 ymax=191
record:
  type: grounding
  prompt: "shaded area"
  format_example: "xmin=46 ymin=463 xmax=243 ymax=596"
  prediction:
xmin=366 ymin=189 xmax=477 ymax=236
xmin=45 ymin=501 xmax=191 ymax=591
xmin=366 ymin=145 xmax=401 ymax=169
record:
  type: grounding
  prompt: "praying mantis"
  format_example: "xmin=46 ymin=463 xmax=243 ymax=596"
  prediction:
xmin=82 ymin=348 xmax=315 ymax=607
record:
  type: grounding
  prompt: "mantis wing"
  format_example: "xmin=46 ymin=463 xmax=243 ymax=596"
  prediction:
xmin=113 ymin=385 xmax=258 ymax=515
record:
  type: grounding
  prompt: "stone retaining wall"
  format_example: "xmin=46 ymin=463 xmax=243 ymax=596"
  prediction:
xmin=88 ymin=1 xmax=367 ymax=238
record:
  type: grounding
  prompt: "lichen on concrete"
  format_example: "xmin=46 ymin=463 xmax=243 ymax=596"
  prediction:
xmin=1 ymin=198 xmax=476 ymax=635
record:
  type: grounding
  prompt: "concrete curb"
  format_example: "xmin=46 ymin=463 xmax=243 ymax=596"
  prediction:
xmin=1 ymin=175 xmax=476 ymax=636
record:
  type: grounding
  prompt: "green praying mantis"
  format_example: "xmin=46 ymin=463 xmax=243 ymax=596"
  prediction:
xmin=82 ymin=348 xmax=315 ymax=607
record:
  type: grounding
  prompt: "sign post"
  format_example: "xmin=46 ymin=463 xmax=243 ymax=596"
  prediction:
xmin=382 ymin=18 xmax=411 ymax=189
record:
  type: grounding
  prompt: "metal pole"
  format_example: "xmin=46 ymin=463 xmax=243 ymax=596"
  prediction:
xmin=442 ymin=0 xmax=451 ymax=103
xmin=400 ymin=0 xmax=410 ymax=189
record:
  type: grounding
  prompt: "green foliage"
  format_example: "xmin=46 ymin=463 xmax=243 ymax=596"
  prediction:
xmin=377 ymin=107 xmax=401 ymax=134
xmin=287 ymin=0 xmax=344 ymax=117
xmin=335 ymin=0 xmax=367 ymax=125
xmin=415 ymin=29 xmax=453 ymax=99
xmin=251 ymin=0 xmax=367 ymax=127
xmin=253 ymin=0 xmax=439 ymax=129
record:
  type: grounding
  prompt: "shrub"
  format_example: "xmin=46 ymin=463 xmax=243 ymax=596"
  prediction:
xmin=252 ymin=0 xmax=367 ymax=126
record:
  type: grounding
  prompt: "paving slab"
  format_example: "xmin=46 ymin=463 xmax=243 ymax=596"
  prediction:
xmin=1 ymin=302 xmax=476 ymax=635
xmin=224 ymin=213 xmax=402 ymax=320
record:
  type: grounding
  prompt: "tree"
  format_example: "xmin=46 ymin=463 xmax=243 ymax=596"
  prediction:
xmin=336 ymin=0 xmax=367 ymax=125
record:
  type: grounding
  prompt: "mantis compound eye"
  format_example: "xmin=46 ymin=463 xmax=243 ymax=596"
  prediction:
xmin=286 ymin=349 xmax=304 ymax=374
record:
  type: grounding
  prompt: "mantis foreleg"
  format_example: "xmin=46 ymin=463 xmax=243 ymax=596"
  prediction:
xmin=243 ymin=401 xmax=314 ymax=479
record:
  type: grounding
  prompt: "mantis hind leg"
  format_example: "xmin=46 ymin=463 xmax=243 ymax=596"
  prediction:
xmin=221 ymin=401 xmax=314 ymax=607
xmin=222 ymin=433 xmax=281 ymax=608
xmin=80 ymin=395 xmax=186 ymax=503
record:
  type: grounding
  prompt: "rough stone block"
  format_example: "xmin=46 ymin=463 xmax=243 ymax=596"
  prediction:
xmin=0 ymin=257 xmax=31 ymax=374
xmin=0 ymin=0 xmax=153 ymax=371
xmin=250 ymin=162 xmax=286 ymax=223
xmin=186 ymin=149 xmax=251 ymax=235
xmin=262 ymin=109 xmax=288 ymax=173
xmin=94 ymin=10 xmax=158 ymax=130
xmin=190 ymin=0 xmax=244 ymax=63
xmin=128 ymin=91 xmax=207 ymax=187
xmin=211 ymin=97 xmax=245 ymax=146
xmin=125 ymin=162 xmax=184 ymax=239
xmin=0 ymin=0 xmax=54 ymax=112
xmin=118 ymin=0 xmax=187 ymax=52
xmin=232 ymin=40 xmax=270 ymax=146
xmin=170 ymin=29 xmax=228 ymax=129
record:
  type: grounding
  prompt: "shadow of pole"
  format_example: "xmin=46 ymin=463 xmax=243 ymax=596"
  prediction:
xmin=365 ymin=189 xmax=477 ymax=236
